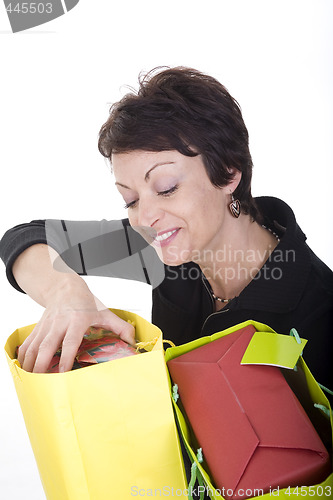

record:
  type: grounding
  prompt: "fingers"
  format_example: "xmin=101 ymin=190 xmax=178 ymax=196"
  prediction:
xmin=58 ymin=319 xmax=91 ymax=373
xmin=17 ymin=313 xmax=82 ymax=373
xmin=32 ymin=323 xmax=67 ymax=373
xmin=114 ymin=318 xmax=136 ymax=346
xmin=92 ymin=309 xmax=136 ymax=346
xmin=17 ymin=326 xmax=38 ymax=367
xmin=20 ymin=318 xmax=67 ymax=373
xmin=17 ymin=308 xmax=136 ymax=373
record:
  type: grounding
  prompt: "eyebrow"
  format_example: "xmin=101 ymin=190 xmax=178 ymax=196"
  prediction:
xmin=115 ymin=161 xmax=175 ymax=189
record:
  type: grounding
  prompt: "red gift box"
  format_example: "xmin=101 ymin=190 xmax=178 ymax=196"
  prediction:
xmin=167 ymin=325 xmax=330 ymax=499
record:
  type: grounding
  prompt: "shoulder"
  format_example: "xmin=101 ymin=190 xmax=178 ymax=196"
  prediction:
xmin=306 ymin=245 xmax=333 ymax=297
xmin=255 ymin=196 xmax=298 ymax=234
xmin=240 ymin=197 xmax=333 ymax=312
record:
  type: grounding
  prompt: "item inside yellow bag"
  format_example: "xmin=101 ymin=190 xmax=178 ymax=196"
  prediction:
xmin=16 ymin=326 xmax=141 ymax=373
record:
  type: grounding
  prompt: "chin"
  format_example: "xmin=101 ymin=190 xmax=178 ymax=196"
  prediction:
xmin=154 ymin=246 xmax=192 ymax=267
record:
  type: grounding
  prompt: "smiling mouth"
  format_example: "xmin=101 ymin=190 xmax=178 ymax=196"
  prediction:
xmin=154 ymin=229 xmax=178 ymax=242
xmin=132 ymin=226 xmax=180 ymax=246
xmin=152 ymin=228 xmax=180 ymax=247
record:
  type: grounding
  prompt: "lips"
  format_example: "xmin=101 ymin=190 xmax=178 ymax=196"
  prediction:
xmin=132 ymin=226 xmax=181 ymax=247
xmin=152 ymin=228 xmax=180 ymax=247
xmin=155 ymin=229 xmax=178 ymax=242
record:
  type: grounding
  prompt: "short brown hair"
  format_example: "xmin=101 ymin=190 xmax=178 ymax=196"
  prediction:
xmin=98 ymin=67 xmax=259 ymax=220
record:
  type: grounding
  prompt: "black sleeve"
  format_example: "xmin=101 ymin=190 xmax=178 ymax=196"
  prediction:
xmin=0 ymin=219 xmax=165 ymax=293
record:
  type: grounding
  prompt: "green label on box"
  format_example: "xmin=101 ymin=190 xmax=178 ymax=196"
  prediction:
xmin=241 ymin=331 xmax=307 ymax=369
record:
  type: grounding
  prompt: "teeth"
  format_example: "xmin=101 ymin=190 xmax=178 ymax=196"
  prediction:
xmin=155 ymin=229 xmax=177 ymax=242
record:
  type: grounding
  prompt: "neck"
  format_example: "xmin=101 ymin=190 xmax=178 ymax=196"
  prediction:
xmin=195 ymin=214 xmax=279 ymax=301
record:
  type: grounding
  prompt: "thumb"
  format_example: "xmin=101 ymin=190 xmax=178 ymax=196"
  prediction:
xmin=92 ymin=307 xmax=136 ymax=346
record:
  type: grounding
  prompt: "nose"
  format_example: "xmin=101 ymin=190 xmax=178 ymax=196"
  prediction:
xmin=135 ymin=196 xmax=163 ymax=229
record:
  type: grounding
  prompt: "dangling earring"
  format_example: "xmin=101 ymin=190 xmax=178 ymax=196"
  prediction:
xmin=229 ymin=192 xmax=241 ymax=218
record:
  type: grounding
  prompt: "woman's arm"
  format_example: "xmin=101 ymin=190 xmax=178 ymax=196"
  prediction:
xmin=0 ymin=218 xmax=164 ymax=290
xmin=11 ymin=243 xmax=135 ymax=373
xmin=0 ymin=218 xmax=166 ymax=373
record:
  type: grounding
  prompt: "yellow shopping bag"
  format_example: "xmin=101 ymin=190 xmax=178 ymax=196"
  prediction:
xmin=165 ymin=320 xmax=333 ymax=500
xmin=4 ymin=309 xmax=187 ymax=500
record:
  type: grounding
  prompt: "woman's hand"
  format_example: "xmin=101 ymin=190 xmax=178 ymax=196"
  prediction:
xmin=17 ymin=279 xmax=135 ymax=373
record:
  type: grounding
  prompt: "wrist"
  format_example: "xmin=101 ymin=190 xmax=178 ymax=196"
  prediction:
xmin=43 ymin=272 xmax=90 ymax=308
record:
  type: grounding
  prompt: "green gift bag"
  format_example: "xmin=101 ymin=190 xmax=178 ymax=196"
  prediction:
xmin=165 ymin=320 xmax=333 ymax=500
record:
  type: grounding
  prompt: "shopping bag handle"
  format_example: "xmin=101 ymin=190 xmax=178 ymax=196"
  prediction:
xmin=172 ymin=385 xmax=207 ymax=500
xmin=188 ymin=448 xmax=206 ymax=500
xmin=314 ymin=384 xmax=333 ymax=418
xmin=318 ymin=383 xmax=333 ymax=397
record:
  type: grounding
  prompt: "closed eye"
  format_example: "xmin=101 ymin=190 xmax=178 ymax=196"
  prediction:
xmin=124 ymin=199 xmax=138 ymax=210
xmin=157 ymin=185 xmax=179 ymax=197
xmin=124 ymin=185 xmax=179 ymax=210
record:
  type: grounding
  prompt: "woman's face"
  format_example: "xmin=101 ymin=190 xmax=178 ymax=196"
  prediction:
xmin=113 ymin=150 xmax=238 ymax=266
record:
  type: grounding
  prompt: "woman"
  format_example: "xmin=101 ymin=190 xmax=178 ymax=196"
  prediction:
xmin=1 ymin=67 xmax=332 ymax=391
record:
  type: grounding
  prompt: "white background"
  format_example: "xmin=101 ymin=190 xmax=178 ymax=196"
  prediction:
xmin=0 ymin=1 xmax=332 ymax=498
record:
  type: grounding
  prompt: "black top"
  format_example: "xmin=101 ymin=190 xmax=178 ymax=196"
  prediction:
xmin=1 ymin=197 xmax=332 ymax=390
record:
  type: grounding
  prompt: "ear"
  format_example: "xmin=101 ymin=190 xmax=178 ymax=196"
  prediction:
xmin=227 ymin=167 xmax=242 ymax=192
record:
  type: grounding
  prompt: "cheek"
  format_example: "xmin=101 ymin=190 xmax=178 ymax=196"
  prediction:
xmin=127 ymin=212 xmax=145 ymax=237
xmin=127 ymin=211 xmax=138 ymax=228
xmin=203 ymin=188 xmax=226 ymax=219
xmin=189 ymin=187 xmax=223 ymax=219
xmin=188 ymin=191 xmax=225 ymax=235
